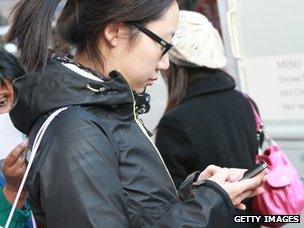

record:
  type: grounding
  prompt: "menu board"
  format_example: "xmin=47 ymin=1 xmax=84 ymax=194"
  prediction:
xmin=241 ymin=53 xmax=304 ymax=138
xmin=243 ymin=53 xmax=304 ymax=121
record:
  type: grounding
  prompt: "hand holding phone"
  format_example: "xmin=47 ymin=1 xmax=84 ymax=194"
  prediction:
xmin=240 ymin=161 xmax=268 ymax=181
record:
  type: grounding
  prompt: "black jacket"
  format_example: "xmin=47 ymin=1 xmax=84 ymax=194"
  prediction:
xmin=10 ymin=59 xmax=235 ymax=227
xmin=156 ymin=68 xmax=259 ymax=227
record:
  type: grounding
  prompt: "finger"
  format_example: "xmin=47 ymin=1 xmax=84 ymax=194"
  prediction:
xmin=227 ymin=168 xmax=247 ymax=182
xmin=19 ymin=160 xmax=27 ymax=174
xmin=3 ymin=142 xmax=28 ymax=168
xmin=229 ymin=168 xmax=247 ymax=181
xmin=11 ymin=153 xmax=27 ymax=169
xmin=235 ymin=185 xmax=265 ymax=204
xmin=209 ymin=167 xmax=230 ymax=182
xmin=234 ymin=189 xmax=255 ymax=204
xmin=201 ymin=165 xmax=222 ymax=178
xmin=238 ymin=169 xmax=268 ymax=192
xmin=235 ymin=203 xmax=246 ymax=210
xmin=247 ymin=186 xmax=265 ymax=198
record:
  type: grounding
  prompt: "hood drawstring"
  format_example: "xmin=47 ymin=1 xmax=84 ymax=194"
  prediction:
xmin=86 ymin=84 xmax=106 ymax=93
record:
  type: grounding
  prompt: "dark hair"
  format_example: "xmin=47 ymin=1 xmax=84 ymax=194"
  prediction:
xmin=6 ymin=0 xmax=176 ymax=73
xmin=178 ymin=0 xmax=197 ymax=10
xmin=162 ymin=62 xmax=188 ymax=113
xmin=0 ymin=50 xmax=25 ymax=84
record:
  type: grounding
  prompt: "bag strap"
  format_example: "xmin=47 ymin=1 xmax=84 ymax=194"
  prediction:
xmin=4 ymin=107 xmax=68 ymax=228
xmin=242 ymin=93 xmax=265 ymax=151
xmin=242 ymin=93 xmax=263 ymax=132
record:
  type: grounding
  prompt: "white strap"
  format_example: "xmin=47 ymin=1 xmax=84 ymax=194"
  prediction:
xmin=4 ymin=107 xmax=67 ymax=228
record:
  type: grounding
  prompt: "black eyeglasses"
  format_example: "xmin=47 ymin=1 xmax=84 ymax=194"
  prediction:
xmin=129 ymin=22 xmax=173 ymax=56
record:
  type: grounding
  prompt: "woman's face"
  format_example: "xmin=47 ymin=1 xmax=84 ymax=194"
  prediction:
xmin=109 ymin=2 xmax=179 ymax=92
xmin=0 ymin=79 xmax=14 ymax=114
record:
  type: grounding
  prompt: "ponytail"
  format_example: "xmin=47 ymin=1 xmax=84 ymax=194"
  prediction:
xmin=6 ymin=0 xmax=62 ymax=72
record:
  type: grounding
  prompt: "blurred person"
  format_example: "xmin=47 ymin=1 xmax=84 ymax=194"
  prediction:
xmin=0 ymin=50 xmax=25 ymax=114
xmin=7 ymin=1 xmax=266 ymax=227
xmin=0 ymin=142 xmax=31 ymax=227
xmin=0 ymin=50 xmax=32 ymax=227
xmin=155 ymin=11 xmax=262 ymax=228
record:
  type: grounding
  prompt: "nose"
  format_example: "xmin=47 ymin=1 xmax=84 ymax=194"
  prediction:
xmin=156 ymin=53 xmax=170 ymax=71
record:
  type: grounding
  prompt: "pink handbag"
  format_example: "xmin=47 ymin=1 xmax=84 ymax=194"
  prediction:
xmin=245 ymin=95 xmax=304 ymax=219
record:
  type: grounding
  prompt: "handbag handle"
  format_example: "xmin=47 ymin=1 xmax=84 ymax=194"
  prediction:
xmin=4 ymin=107 xmax=68 ymax=228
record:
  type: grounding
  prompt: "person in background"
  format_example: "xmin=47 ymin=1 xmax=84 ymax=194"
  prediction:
xmin=155 ymin=11 xmax=262 ymax=228
xmin=0 ymin=50 xmax=25 ymax=114
xmin=0 ymin=50 xmax=32 ymax=227
xmin=7 ymin=0 xmax=267 ymax=227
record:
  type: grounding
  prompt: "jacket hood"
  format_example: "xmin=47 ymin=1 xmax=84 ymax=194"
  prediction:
xmin=182 ymin=68 xmax=236 ymax=102
xmin=10 ymin=58 xmax=134 ymax=135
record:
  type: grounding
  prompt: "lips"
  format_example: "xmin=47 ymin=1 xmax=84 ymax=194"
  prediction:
xmin=148 ymin=78 xmax=158 ymax=82
xmin=146 ymin=78 xmax=158 ymax=86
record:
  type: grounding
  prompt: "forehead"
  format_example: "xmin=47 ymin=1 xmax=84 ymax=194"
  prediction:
xmin=146 ymin=2 xmax=179 ymax=36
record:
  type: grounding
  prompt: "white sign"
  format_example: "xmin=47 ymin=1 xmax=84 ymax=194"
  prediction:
xmin=0 ymin=113 xmax=24 ymax=159
xmin=243 ymin=53 xmax=304 ymax=121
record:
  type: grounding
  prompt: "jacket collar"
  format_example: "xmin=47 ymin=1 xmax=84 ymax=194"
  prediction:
xmin=181 ymin=68 xmax=236 ymax=103
xmin=10 ymin=57 xmax=136 ymax=134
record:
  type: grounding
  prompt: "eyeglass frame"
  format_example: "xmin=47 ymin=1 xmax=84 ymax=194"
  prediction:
xmin=128 ymin=21 xmax=173 ymax=56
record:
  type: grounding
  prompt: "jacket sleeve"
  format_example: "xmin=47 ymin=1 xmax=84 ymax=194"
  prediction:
xmin=156 ymin=114 xmax=196 ymax=188
xmin=155 ymin=115 xmax=235 ymax=228
xmin=28 ymin=108 xmax=131 ymax=228
xmin=152 ymin=180 xmax=235 ymax=228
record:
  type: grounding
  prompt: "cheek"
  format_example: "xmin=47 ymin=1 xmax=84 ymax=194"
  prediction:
xmin=0 ymin=95 xmax=11 ymax=114
xmin=133 ymin=42 xmax=160 ymax=77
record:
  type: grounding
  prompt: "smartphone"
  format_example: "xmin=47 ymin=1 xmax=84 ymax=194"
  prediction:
xmin=240 ymin=161 xmax=268 ymax=181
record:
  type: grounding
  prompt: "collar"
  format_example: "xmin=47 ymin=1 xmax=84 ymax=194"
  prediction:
xmin=182 ymin=68 xmax=236 ymax=103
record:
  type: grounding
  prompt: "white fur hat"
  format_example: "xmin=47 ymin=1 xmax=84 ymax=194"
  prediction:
xmin=170 ymin=10 xmax=227 ymax=68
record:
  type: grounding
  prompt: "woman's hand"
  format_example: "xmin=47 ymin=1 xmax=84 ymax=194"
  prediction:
xmin=196 ymin=165 xmax=268 ymax=210
xmin=209 ymin=167 xmax=267 ymax=210
xmin=2 ymin=141 xmax=28 ymax=208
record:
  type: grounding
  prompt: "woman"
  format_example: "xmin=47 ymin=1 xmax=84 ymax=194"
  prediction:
xmin=155 ymin=11 xmax=262 ymax=227
xmin=7 ymin=1 xmax=267 ymax=227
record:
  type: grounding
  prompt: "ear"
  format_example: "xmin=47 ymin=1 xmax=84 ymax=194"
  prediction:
xmin=104 ymin=23 xmax=130 ymax=47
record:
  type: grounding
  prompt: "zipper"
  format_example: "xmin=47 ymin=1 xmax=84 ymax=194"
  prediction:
xmin=128 ymin=88 xmax=178 ymax=195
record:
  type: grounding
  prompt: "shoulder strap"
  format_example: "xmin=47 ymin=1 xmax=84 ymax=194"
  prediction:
xmin=4 ymin=107 xmax=68 ymax=228
xmin=242 ymin=93 xmax=263 ymax=132
xmin=242 ymin=93 xmax=265 ymax=152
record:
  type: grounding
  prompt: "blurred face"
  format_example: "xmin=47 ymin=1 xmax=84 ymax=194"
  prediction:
xmin=0 ymin=79 xmax=14 ymax=114
xmin=105 ymin=2 xmax=179 ymax=92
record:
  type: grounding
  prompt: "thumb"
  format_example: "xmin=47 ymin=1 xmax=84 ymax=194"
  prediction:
xmin=209 ymin=167 xmax=229 ymax=183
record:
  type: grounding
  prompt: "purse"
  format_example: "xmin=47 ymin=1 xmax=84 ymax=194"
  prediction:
xmin=245 ymin=95 xmax=304 ymax=219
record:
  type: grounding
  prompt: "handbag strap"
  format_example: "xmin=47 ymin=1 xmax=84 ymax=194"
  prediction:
xmin=4 ymin=107 xmax=68 ymax=228
xmin=242 ymin=93 xmax=265 ymax=151
xmin=242 ymin=93 xmax=263 ymax=132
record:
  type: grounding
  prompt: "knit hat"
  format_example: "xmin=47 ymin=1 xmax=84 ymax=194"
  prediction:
xmin=170 ymin=10 xmax=227 ymax=69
